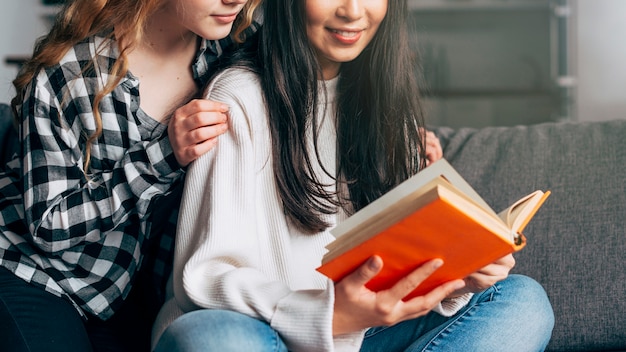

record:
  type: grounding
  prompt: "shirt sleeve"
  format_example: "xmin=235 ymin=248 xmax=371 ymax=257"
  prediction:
xmin=19 ymin=66 xmax=183 ymax=254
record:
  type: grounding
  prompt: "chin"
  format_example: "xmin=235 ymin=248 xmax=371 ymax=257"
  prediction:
xmin=330 ymin=55 xmax=360 ymax=64
xmin=198 ymin=26 xmax=233 ymax=41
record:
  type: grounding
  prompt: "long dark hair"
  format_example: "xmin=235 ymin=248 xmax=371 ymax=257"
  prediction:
xmin=235 ymin=0 xmax=426 ymax=233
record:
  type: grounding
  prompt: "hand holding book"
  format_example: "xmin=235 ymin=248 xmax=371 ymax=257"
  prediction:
xmin=331 ymin=256 xmax=466 ymax=335
xmin=317 ymin=159 xmax=550 ymax=300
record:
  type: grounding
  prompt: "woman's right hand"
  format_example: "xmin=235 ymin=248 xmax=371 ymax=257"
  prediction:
xmin=332 ymin=256 xmax=465 ymax=336
xmin=168 ymin=99 xmax=230 ymax=167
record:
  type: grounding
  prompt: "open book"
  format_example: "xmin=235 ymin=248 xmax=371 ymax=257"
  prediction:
xmin=316 ymin=158 xmax=550 ymax=299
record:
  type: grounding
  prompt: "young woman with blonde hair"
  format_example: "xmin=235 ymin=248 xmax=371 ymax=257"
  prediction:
xmin=0 ymin=0 xmax=260 ymax=351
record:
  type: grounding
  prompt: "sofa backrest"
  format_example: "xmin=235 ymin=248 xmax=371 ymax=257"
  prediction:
xmin=433 ymin=120 xmax=626 ymax=352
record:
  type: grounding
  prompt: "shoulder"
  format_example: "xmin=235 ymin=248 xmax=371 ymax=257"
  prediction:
xmin=56 ymin=34 xmax=116 ymax=72
xmin=204 ymin=68 xmax=264 ymax=111
xmin=203 ymin=68 xmax=267 ymax=144
xmin=22 ymin=34 xmax=122 ymax=127
xmin=206 ymin=67 xmax=260 ymax=93
xmin=31 ymin=34 xmax=116 ymax=97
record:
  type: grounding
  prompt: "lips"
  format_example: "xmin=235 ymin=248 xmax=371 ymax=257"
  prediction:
xmin=332 ymin=29 xmax=360 ymax=38
xmin=329 ymin=28 xmax=363 ymax=44
xmin=213 ymin=13 xmax=239 ymax=24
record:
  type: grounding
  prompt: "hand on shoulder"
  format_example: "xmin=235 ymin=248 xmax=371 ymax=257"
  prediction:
xmin=167 ymin=99 xmax=230 ymax=167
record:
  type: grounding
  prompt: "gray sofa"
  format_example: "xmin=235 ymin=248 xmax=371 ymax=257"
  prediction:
xmin=433 ymin=120 xmax=626 ymax=352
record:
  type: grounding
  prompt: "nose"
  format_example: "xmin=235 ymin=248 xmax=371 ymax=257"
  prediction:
xmin=336 ymin=0 xmax=364 ymax=21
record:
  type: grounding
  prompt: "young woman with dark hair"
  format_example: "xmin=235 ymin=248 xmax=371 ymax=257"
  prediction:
xmin=0 ymin=0 xmax=261 ymax=351
xmin=152 ymin=0 xmax=554 ymax=351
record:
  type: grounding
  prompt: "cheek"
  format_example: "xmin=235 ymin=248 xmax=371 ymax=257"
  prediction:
xmin=305 ymin=17 xmax=326 ymax=43
xmin=373 ymin=8 xmax=387 ymax=27
xmin=369 ymin=14 xmax=386 ymax=39
xmin=367 ymin=0 xmax=388 ymax=27
xmin=305 ymin=1 xmax=332 ymax=30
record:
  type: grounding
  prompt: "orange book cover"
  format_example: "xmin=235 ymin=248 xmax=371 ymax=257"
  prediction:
xmin=316 ymin=159 xmax=549 ymax=300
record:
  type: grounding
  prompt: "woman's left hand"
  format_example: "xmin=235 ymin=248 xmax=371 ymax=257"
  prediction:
xmin=421 ymin=128 xmax=443 ymax=166
xmin=448 ymin=254 xmax=516 ymax=297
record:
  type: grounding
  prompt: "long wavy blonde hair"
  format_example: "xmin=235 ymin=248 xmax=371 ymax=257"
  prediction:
xmin=11 ymin=0 xmax=261 ymax=172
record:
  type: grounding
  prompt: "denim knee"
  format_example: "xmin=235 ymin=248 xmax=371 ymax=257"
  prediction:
xmin=494 ymin=274 xmax=555 ymax=346
xmin=154 ymin=309 xmax=288 ymax=352
xmin=500 ymin=274 xmax=555 ymax=325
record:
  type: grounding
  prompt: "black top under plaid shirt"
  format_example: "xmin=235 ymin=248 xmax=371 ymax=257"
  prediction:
xmin=0 ymin=24 xmax=258 ymax=319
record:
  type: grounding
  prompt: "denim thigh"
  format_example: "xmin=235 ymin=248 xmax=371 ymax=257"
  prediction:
xmin=361 ymin=274 xmax=554 ymax=352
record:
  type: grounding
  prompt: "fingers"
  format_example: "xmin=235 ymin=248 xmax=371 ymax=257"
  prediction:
xmin=176 ymin=135 xmax=220 ymax=167
xmin=333 ymin=257 xmax=466 ymax=334
xmin=458 ymin=254 xmax=516 ymax=294
xmin=383 ymin=259 xmax=444 ymax=301
xmin=176 ymin=99 xmax=230 ymax=118
xmin=405 ymin=278 xmax=466 ymax=314
xmin=423 ymin=130 xmax=443 ymax=165
xmin=496 ymin=253 xmax=516 ymax=268
xmin=168 ymin=99 xmax=231 ymax=167
xmin=341 ymin=257 xmax=457 ymax=304
xmin=340 ymin=256 xmax=384 ymax=289
xmin=377 ymin=259 xmax=464 ymax=323
xmin=332 ymin=256 xmax=383 ymax=335
xmin=173 ymin=100 xmax=229 ymax=130
xmin=474 ymin=254 xmax=515 ymax=276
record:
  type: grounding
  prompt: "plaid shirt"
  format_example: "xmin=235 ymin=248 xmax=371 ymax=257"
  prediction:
xmin=0 ymin=24 xmax=258 ymax=319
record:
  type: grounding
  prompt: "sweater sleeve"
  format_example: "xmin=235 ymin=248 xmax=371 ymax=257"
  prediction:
xmin=170 ymin=69 xmax=345 ymax=352
xmin=435 ymin=293 xmax=473 ymax=316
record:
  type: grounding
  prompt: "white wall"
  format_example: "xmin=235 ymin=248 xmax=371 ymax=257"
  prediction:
xmin=0 ymin=0 xmax=54 ymax=104
xmin=575 ymin=0 xmax=626 ymax=121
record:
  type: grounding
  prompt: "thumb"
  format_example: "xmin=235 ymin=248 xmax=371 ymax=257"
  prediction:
xmin=342 ymin=255 xmax=384 ymax=287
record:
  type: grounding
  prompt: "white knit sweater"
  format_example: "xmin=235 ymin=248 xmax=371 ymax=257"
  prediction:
xmin=151 ymin=68 xmax=471 ymax=351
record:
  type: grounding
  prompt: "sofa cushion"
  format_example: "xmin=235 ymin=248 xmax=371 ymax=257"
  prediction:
xmin=433 ymin=120 xmax=626 ymax=352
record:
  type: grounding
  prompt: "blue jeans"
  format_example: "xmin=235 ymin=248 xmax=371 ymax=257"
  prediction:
xmin=155 ymin=309 xmax=289 ymax=352
xmin=154 ymin=274 xmax=554 ymax=352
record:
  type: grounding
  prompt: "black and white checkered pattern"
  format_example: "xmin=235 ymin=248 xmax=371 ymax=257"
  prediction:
xmin=0 ymin=24 xmax=258 ymax=319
